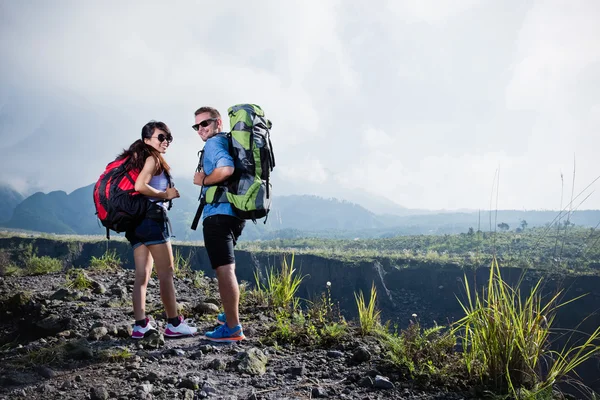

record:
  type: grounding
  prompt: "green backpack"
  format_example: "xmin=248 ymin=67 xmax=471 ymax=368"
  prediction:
xmin=191 ymin=104 xmax=275 ymax=229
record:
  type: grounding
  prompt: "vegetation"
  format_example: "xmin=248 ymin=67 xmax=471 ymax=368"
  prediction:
xmin=65 ymin=268 xmax=93 ymax=290
xmin=255 ymin=254 xmax=305 ymax=310
xmin=247 ymin=254 xmax=600 ymax=398
xmin=239 ymin=226 xmax=600 ymax=274
xmin=453 ymin=257 xmax=600 ymax=398
xmin=89 ymin=249 xmax=121 ymax=272
xmin=355 ymin=282 xmax=381 ymax=336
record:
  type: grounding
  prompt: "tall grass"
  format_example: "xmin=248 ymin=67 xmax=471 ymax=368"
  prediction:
xmin=453 ymin=257 xmax=600 ymax=397
xmin=89 ymin=249 xmax=121 ymax=272
xmin=255 ymin=254 xmax=305 ymax=310
xmin=355 ymin=282 xmax=381 ymax=336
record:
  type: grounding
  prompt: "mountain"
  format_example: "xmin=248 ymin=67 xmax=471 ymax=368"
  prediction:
xmin=0 ymin=184 xmax=25 ymax=223
xmin=3 ymin=181 xmax=600 ymax=239
xmin=2 ymin=184 xmax=100 ymax=234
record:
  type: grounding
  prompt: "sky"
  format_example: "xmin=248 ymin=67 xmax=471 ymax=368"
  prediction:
xmin=0 ymin=0 xmax=599 ymax=212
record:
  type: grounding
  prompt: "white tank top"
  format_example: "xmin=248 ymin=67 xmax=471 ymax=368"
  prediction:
xmin=148 ymin=171 xmax=169 ymax=208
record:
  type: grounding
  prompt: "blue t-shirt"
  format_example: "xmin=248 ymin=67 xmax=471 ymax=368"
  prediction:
xmin=201 ymin=133 xmax=238 ymax=221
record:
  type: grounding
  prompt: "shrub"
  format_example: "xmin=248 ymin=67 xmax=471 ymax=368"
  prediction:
xmin=24 ymin=255 xmax=63 ymax=275
xmin=453 ymin=257 xmax=600 ymax=397
xmin=89 ymin=249 xmax=121 ymax=272
xmin=65 ymin=269 xmax=93 ymax=290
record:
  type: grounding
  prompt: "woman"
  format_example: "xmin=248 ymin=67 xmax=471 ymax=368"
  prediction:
xmin=120 ymin=120 xmax=197 ymax=339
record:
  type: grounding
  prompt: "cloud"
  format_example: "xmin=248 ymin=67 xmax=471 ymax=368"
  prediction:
xmin=1 ymin=1 xmax=599 ymax=211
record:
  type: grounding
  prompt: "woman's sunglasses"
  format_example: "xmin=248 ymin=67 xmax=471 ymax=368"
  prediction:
xmin=192 ymin=118 xmax=217 ymax=131
xmin=152 ymin=133 xmax=173 ymax=143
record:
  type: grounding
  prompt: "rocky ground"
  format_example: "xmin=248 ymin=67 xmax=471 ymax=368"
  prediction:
xmin=0 ymin=269 xmax=475 ymax=400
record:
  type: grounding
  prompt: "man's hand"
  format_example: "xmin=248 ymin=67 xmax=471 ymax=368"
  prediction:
xmin=194 ymin=170 xmax=206 ymax=186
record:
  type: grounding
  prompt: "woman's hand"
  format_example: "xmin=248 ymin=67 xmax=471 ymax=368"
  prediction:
xmin=165 ymin=187 xmax=180 ymax=200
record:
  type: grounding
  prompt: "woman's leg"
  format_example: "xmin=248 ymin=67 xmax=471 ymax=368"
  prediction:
xmin=147 ymin=241 xmax=177 ymax=319
xmin=132 ymin=245 xmax=154 ymax=321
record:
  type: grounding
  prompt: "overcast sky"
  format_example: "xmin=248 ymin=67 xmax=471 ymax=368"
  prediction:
xmin=1 ymin=0 xmax=599 ymax=211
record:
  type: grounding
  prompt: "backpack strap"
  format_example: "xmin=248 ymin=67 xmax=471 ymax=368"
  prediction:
xmin=164 ymin=169 xmax=173 ymax=211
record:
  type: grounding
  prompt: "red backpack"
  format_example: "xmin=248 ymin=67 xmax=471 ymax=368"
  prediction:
xmin=93 ymin=156 xmax=150 ymax=239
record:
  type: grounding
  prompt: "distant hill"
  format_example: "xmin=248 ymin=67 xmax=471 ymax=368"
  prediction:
xmin=2 ymin=181 xmax=600 ymax=240
xmin=0 ymin=184 xmax=24 ymax=223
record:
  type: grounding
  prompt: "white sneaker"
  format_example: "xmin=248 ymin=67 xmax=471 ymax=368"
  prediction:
xmin=131 ymin=317 xmax=158 ymax=339
xmin=164 ymin=316 xmax=198 ymax=337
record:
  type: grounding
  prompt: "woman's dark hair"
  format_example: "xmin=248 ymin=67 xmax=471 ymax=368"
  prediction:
xmin=117 ymin=121 xmax=171 ymax=174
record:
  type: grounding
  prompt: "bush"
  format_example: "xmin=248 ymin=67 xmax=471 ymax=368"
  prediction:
xmin=65 ymin=269 xmax=93 ymax=290
xmin=453 ymin=257 xmax=600 ymax=397
xmin=89 ymin=249 xmax=121 ymax=272
xmin=25 ymin=255 xmax=63 ymax=275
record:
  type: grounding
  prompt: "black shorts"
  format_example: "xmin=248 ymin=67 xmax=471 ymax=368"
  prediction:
xmin=203 ymin=214 xmax=245 ymax=269
xmin=125 ymin=204 xmax=170 ymax=250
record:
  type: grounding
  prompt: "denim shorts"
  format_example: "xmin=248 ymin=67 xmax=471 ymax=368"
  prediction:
xmin=203 ymin=214 xmax=245 ymax=269
xmin=125 ymin=211 xmax=170 ymax=250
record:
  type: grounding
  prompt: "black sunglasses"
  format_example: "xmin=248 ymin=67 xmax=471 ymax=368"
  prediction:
xmin=192 ymin=118 xmax=217 ymax=131
xmin=152 ymin=133 xmax=173 ymax=143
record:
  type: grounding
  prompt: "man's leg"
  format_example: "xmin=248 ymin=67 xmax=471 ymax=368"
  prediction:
xmin=215 ymin=263 xmax=240 ymax=328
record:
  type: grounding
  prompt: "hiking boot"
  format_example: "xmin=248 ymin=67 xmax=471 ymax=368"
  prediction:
xmin=216 ymin=312 xmax=226 ymax=325
xmin=164 ymin=316 xmax=198 ymax=338
xmin=204 ymin=323 xmax=245 ymax=343
xmin=131 ymin=317 xmax=158 ymax=339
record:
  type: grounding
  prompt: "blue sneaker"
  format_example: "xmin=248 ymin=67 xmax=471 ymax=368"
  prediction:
xmin=216 ymin=312 xmax=226 ymax=325
xmin=204 ymin=323 xmax=245 ymax=343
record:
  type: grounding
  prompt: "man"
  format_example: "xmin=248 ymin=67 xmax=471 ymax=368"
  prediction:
xmin=193 ymin=106 xmax=245 ymax=343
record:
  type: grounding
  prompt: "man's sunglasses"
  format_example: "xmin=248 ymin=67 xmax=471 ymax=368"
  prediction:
xmin=152 ymin=133 xmax=173 ymax=143
xmin=192 ymin=118 xmax=217 ymax=131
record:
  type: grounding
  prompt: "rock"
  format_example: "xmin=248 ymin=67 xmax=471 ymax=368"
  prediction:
xmin=194 ymin=302 xmax=220 ymax=314
xmin=140 ymin=331 xmax=164 ymax=349
xmin=90 ymin=386 xmax=109 ymax=400
xmin=178 ymin=377 xmax=200 ymax=390
xmin=92 ymin=282 xmax=107 ymax=294
xmin=198 ymin=344 xmax=215 ymax=354
xmin=64 ymin=338 xmax=94 ymax=360
xmin=36 ymin=366 xmax=56 ymax=378
xmin=326 ymin=350 xmax=344 ymax=359
xmin=170 ymin=348 xmax=185 ymax=357
xmin=144 ymin=372 xmax=160 ymax=382
xmin=137 ymin=384 xmax=153 ymax=394
xmin=208 ymin=358 xmax=227 ymax=370
xmin=352 ymin=346 xmax=371 ymax=363
xmin=202 ymin=382 xmax=216 ymax=394
xmin=182 ymin=389 xmax=195 ymax=400
xmin=50 ymin=288 xmax=80 ymax=301
xmin=111 ymin=286 xmax=128 ymax=298
xmin=117 ymin=324 xmax=133 ymax=338
xmin=374 ymin=375 xmax=394 ymax=389
xmin=234 ymin=348 xmax=268 ymax=376
xmin=312 ymin=387 xmax=329 ymax=398
xmin=3 ymin=291 xmax=33 ymax=311
xmin=88 ymin=326 xmax=108 ymax=341
xmin=358 ymin=376 xmax=373 ymax=388
xmin=288 ymin=364 xmax=306 ymax=377
xmin=36 ymin=314 xmax=71 ymax=336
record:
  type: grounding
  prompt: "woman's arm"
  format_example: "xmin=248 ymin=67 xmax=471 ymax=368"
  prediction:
xmin=135 ymin=157 xmax=179 ymax=200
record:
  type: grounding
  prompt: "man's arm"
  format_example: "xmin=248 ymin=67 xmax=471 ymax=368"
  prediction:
xmin=194 ymin=166 xmax=234 ymax=186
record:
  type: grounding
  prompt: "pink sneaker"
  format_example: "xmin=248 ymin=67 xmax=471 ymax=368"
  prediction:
xmin=131 ymin=317 xmax=158 ymax=339
xmin=164 ymin=316 xmax=198 ymax=337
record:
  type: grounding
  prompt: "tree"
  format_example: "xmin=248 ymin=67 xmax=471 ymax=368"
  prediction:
xmin=520 ymin=219 xmax=528 ymax=231
xmin=497 ymin=222 xmax=510 ymax=231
